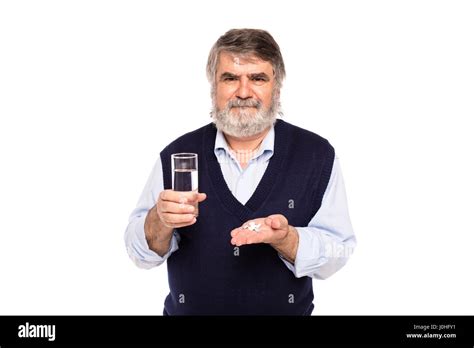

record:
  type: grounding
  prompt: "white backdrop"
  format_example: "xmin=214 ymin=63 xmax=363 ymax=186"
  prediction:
xmin=1 ymin=0 xmax=473 ymax=315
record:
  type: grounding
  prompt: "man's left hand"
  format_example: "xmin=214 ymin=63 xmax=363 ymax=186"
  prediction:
xmin=230 ymin=214 xmax=290 ymax=246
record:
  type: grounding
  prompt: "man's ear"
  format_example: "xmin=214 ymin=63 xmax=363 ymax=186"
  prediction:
xmin=273 ymin=86 xmax=281 ymax=99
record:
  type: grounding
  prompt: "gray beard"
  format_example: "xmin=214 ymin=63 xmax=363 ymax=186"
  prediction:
xmin=211 ymin=95 xmax=280 ymax=138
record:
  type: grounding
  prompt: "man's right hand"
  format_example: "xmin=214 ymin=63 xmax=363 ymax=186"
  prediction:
xmin=144 ymin=190 xmax=207 ymax=256
xmin=156 ymin=190 xmax=207 ymax=228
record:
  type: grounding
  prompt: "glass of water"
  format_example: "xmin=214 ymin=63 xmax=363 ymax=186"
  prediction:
xmin=171 ymin=153 xmax=199 ymax=216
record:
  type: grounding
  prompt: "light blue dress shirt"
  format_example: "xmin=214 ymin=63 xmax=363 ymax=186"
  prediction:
xmin=125 ymin=125 xmax=356 ymax=279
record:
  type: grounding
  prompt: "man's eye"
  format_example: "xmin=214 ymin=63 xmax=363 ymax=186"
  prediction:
xmin=224 ymin=77 xmax=238 ymax=81
xmin=251 ymin=77 xmax=268 ymax=83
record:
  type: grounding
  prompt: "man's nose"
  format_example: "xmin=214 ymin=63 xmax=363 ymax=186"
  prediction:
xmin=236 ymin=79 xmax=252 ymax=99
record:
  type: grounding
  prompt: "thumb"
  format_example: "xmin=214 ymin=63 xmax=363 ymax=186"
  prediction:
xmin=266 ymin=214 xmax=287 ymax=230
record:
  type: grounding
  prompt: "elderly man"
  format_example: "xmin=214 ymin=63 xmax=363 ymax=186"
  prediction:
xmin=125 ymin=29 xmax=356 ymax=315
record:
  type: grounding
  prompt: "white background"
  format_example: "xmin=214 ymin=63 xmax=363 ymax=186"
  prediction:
xmin=1 ymin=0 xmax=473 ymax=315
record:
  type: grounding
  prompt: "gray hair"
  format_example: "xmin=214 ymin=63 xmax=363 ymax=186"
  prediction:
xmin=206 ymin=29 xmax=286 ymax=89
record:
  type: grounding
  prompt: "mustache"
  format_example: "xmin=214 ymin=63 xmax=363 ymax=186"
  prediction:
xmin=227 ymin=99 xmax=261 ymax=109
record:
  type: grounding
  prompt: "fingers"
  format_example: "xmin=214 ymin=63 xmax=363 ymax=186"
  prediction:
xmin=197 ymin=193 xmax=207 ymax=202
xmin=230 ymin=229 xmax=239 ymax=238
xmin=159 ymin=211 xmax=196 ymax=228
xmin=230 ymin=229 xmax=265 ymax=246
xmin=161 ymin=200 xmax=196 ymax=214
xmin=157 ymin=190 xmax=206 ymax=228
xmin=158 ymin=190 xmax=206 ymax=214
xmin=160 ymin=190 xmax=207 ymax=204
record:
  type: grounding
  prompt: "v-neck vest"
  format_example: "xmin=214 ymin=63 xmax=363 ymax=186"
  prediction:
xmin=160 ymin=120 xmax=334 ymax=315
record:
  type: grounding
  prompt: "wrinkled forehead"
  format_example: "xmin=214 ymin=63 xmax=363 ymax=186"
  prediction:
xmin=216 ymin=51 xmax=274 ymax=75
xmin=225 ymin=52 xmax=259 ymax=65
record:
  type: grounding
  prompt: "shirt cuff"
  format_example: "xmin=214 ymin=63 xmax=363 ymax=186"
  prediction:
xmin=278 ymin=227 xmax=327 ymax=278
xmin=126 ymin=214 xmax=179 ymax=269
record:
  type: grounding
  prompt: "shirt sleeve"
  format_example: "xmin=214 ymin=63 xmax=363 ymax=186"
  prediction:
xmin=124 ymin=157 xmax=180 ymax=269
xmin=279 ymin=156 xmax=357 ymax=279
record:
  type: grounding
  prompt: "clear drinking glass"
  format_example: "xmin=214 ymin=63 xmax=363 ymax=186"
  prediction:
xmin=171 ymin=153 xmax=199 ymax=216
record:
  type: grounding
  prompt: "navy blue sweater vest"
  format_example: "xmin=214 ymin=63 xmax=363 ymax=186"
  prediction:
xmin=160 ymin=120 xmax=335 ymax=315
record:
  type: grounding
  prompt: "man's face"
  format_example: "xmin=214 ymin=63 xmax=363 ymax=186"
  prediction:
xmin=212 ymin=52 xmax=279 ymax=138
xmin=215 ymin=52 xmax=275 ymax=114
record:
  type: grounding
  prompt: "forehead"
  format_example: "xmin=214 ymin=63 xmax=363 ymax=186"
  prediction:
xmin=216 ymin=52 xmax=274 ymax=75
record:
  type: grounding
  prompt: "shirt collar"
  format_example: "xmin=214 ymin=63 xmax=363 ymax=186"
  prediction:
xmin=214 ymin=126 xmax=275 ymax=160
